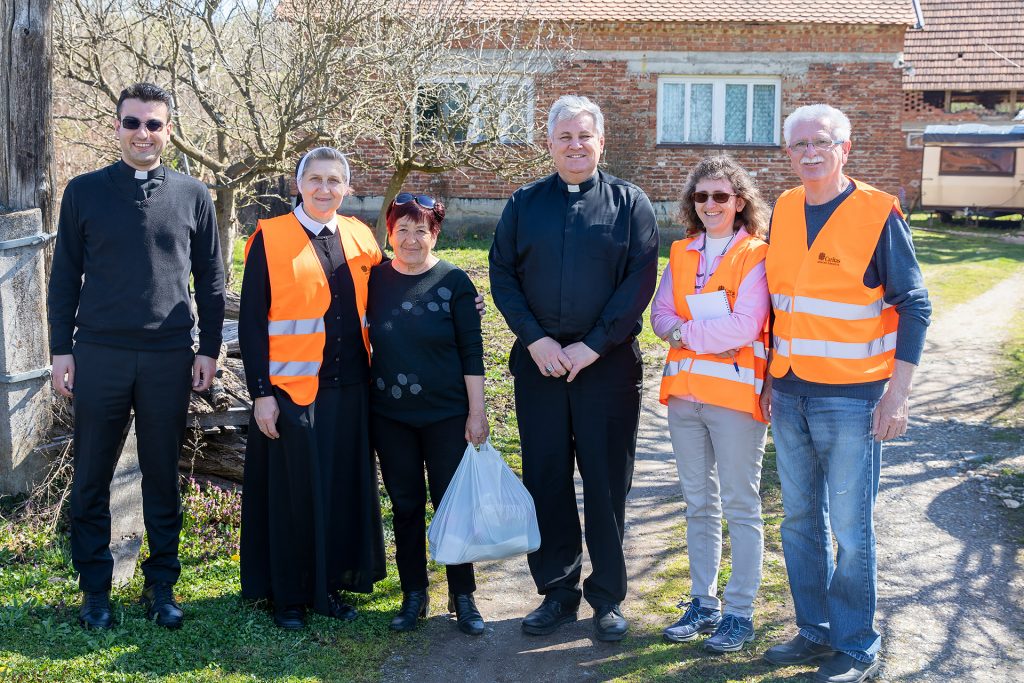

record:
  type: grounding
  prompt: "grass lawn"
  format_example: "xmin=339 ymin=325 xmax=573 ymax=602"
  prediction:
xmin=910 ymin=228 xmax=1024 ymax=311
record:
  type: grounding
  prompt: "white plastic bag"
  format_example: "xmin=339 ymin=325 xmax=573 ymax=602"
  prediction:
xmin=427 ymin=440 xmax=541 ymax=564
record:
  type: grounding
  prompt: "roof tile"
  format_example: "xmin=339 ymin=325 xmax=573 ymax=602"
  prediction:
xmin=903 ymin=0 xmax=1024 ymax=89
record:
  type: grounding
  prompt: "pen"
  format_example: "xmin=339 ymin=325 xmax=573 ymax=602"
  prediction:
xmin=732 ymin=359 xmax=740 ymax=375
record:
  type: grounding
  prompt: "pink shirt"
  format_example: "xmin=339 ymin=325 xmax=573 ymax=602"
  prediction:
xmin=650 ymin=227 xmax=770 ymax=358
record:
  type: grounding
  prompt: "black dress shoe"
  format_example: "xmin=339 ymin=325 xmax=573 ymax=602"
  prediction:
xmin=141 ymin=582 xmax=184 ymax=629
xmin=764 ymin=634 xmax=834 ymax=665
xmin=327 ymin=591 xmax=358 ymax=622
xmin=273 ymin=605 xmax=306 ymax=630
xmin=521 ymin=596 xmax=578 ymax=635
xmin=389 ymin=590 xmax=428 ymax=632
xmin=448 ymin=593 xmax=484 ymax=636
xmin=79 ymin=590 xmax=114 ymax=630
xmin=593 ymin=603 xmax=629 ymax=642
xmin=814 ymin=653 xmax=880 ymax=683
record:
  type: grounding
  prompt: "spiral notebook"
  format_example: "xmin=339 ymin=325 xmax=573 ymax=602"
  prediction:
xmin=685 ymin=290 xmax=732 ymax=320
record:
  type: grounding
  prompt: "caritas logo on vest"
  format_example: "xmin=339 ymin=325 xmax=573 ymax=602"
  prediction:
xmin=817 ymin=252 xmax=841 ymax=266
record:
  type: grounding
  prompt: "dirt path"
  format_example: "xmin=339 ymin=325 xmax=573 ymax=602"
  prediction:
xmin=380 ymin=374 xmax=683 ymax=682
xmin=875 ymin=270 xmax=1024 ymax=681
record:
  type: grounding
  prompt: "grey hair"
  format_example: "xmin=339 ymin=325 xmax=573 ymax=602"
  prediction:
xmin=296 ymin=146 xmax=351 ymax=186
xmin=783 ymin=104 xmax=852 ymax=144
xmin=547 ymin=95 xmax=605 ymax=139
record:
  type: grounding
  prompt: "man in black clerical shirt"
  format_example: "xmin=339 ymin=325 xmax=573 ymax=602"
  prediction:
xmin=489 ymin=95 xmax=659 ymax=641
xmin=47 ymin=83 xmax=224 ymax=630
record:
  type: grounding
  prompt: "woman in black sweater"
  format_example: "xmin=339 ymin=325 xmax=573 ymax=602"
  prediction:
xmin=367 ymin=193 xmax=489 ymax=635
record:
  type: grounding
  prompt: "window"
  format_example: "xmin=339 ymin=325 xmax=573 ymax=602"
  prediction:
xmin=415 ymin=78 xmax=534 ymax=145
xmin=657 ymin=76 xmax=781 ymax=146
xmin=939 ymin=147 xmax=1016 ymax=176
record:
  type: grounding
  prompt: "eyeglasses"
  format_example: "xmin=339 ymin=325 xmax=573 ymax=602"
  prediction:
xmin=693 ymin=191 xmax=736 ymax=204
xmin=120 ymin=116 xmax=166 ymax=132
xmin=394 ymin=193 xmax=436 ymax=209
xmin=788 ymin=137 xmax=843 ymax=153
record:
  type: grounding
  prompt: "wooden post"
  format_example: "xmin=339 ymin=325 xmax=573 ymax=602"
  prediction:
xmin=0 ymin=0 xmax=55 ymax=494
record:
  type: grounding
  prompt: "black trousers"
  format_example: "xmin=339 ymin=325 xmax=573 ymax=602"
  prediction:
xmin=240 ymin=384 xmax=386 ymax=613
xmin=70 ymin=342 xmax=194 ymax=593
xmin=370 ymin=412 xmax=475 ymax=595
xmin=511 ymin=339 xmax=642 ymax=609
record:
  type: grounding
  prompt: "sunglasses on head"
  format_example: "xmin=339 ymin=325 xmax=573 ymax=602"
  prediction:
xmin=120 ymin=116 xmax=166 ymax=132
xmin=394 ymin=192 xmax=436 ymax=209
xmin=693 ymin=191 xmax=736 ymax=204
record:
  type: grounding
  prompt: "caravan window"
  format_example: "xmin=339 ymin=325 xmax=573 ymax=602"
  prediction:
xmin=939 ymin=147 xmax=1015 ymax=176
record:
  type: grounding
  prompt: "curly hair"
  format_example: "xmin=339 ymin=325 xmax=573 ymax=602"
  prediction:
xmin=385 ymin=194 xmax=446 ymax=236
xmin=679 ymin=155 xmax=769 ymax=240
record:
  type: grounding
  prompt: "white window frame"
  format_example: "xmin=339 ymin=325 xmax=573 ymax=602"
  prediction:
xmin=656 ymin=75 xmax=782 ymax=146
xmin=415 ymin=76 xmax=535 ymax=144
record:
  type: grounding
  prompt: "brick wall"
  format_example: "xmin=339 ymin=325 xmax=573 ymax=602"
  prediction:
xmin=349 ymin=21 xmax=908 ymax=228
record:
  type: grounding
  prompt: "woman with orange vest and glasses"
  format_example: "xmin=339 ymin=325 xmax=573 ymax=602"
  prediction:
xmin=650 ymin=155 xmax=771 ymax=654
xmin=238 ymin=147 xmax=386 ymax=630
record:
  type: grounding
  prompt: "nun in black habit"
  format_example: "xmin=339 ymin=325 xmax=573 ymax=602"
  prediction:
xmin=238 ymin=147 xmax=386 ymax=629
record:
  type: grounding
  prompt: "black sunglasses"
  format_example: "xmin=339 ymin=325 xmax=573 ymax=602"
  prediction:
xmin=692 ymin=191 xmax=737 ymax=204
xmin=120 ymin=116 xmax=166 ymax=132
xmin=394 ymin=192 xmax=436 ymax=209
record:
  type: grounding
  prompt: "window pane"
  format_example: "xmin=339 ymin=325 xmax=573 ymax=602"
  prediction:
xmin=443 ymin=82 xmax=472 ymax=143
xmin=752 ymin=85 xmax=775 ymax=144
xmin=939 ymin=147 xmax=1015 ymax=176
xmin=661 ymin=83 xmax=685 ymax=142
xmin=689 ymin=83 xmax=713 ymax=143
xmin=725 ymin=84 xmax=747 ymax=143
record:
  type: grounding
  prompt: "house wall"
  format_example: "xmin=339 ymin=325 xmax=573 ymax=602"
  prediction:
xmin=348 ymin=21 xmax=908 ymax=231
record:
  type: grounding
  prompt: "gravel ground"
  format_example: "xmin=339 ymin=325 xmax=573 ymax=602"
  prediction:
xmin=875 ymin=270 xmax=1024 ymax=682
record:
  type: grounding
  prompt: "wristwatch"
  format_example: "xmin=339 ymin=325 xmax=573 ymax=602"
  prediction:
xmin=671 ymin=328 xmax=682 ymax=342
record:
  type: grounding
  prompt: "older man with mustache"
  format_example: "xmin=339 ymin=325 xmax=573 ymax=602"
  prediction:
xmin=760 ymin=104 xmax=930 ymax=683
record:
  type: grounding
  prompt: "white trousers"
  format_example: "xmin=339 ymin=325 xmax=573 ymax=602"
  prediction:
xmin=666 ymin=397 xmax=767 ymax=618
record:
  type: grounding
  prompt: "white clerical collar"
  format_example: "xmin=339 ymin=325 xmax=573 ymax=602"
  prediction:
xmin=294 ymin=204 xmax=338 ymax=235
xmin=134 ymin=170 xmax=148 ymax=180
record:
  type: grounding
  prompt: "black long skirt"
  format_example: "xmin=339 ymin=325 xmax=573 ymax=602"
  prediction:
xmin=240 ymin=383 xmax=387 ymax=614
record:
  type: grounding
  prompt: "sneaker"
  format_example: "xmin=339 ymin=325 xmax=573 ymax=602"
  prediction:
xmin=662 ymin=598 xmax=721 ymax=643
xmin=704 ymin=613 xmax=755 ymax=653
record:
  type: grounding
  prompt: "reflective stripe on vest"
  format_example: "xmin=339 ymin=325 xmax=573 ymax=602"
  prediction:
xmin=772 ymin=332 xmax=897 ymax=361
xmin=766 ymin=179 xmax=901 ymax=384
xmin=268 ymin=360 xmax=321 ymax=377
xmin=267 ymin=318 xmax=326 ymax=336
xmin=663 ymin=358 xmax=765 ymax=395
xmin=247 ymin=212 xmax=381 ymax=406
xmin=658 ymin=232 xmax=769 ymax=422
xmin=770 ymin=293 xmax=891 ymax=321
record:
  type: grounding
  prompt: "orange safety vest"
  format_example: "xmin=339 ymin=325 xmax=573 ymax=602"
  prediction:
xmin=244 ymin=212 xmax=381 ymax=406
xmin=659 ymin=233 xmax=769 ymax=422
xmin=766 ymin=179 xmax=900 ymax=384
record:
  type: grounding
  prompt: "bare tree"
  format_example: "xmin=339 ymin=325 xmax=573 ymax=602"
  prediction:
xmin=359 ymin=2 xmax=573 ymax=242
xmin=54 ymin=0 xmax=399 ymax=282
xmin=53 ymin=0 xmax=573 ymax=267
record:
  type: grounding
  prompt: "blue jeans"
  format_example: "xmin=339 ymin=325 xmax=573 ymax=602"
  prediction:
xmin=771 ymin=390 xmax=882 ymax=663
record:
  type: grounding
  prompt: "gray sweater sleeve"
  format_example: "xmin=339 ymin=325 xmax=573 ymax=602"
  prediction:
xmin=867 ymin=210 xmax=931 ymax=365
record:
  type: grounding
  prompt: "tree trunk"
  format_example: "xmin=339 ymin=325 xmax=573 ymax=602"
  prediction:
xmin=375 ymin=166 xmax=412 ymax=246
xmin=1 ymin=0 xmax=54 ymax=226
xmin=215 ymin=186 xmax=238 ymax=286
xmin=0 ymin=0 xmax=55 ymax=494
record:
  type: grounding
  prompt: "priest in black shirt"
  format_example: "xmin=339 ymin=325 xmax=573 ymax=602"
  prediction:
xmin=489 ymin=95 xmax=659 ymax=641
xmin=47 ymin=83 xmax=225 ymax=631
